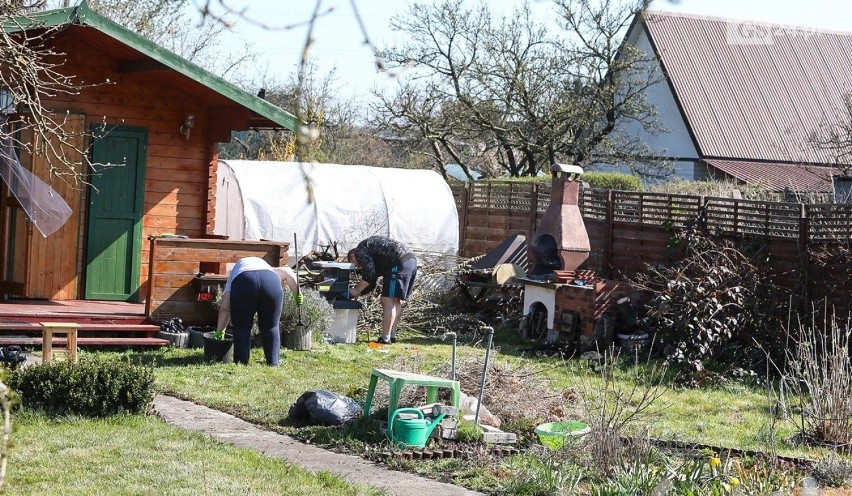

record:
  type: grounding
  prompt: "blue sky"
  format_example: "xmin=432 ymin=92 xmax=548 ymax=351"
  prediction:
xmin=202 ymin=0 xmax=852 ymax=98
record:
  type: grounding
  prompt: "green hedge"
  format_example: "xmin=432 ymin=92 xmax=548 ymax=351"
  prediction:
xmin=9 ymin=356 xmax=154 ymax=416
xmin=582 ymin=172 xmax=642 ymax=191
xmin=479 ymin=171 xmax=642 ymax=191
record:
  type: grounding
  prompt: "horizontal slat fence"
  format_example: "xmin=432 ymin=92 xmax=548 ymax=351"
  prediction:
xmin=705 ymin=197 xmax=802 ymax=238
xmin=807 ymin=204 xmax=852 ymax=241
xmin=453 ymin=181 xmax=852 ymax=311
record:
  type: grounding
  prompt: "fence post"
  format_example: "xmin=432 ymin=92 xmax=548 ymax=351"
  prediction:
xmin=528 ymin=182 xmax=539 ymax=242
xmin=603 ymin=189 xmax=614 ymax=278
xmin=698 ymin=196 xmax=707 ymax=230
xmin=799 ymin=202 xmax=810 ymax=308
xmin=458 ymin=184 xmax=470 ymax=257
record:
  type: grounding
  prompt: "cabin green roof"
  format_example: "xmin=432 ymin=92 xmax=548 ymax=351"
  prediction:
xmin=12 ymin=1 xmax=298 ymax=131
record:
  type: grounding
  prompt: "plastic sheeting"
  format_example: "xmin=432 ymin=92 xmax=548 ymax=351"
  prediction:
xmin=214 ymin=160 xmax=459 ymax=262
xmin=0 ymin=116 xmax=72 ymax=238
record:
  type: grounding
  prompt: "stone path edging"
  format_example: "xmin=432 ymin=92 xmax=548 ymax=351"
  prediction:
xmin=153 ymin=394 xmax=483 ymax=496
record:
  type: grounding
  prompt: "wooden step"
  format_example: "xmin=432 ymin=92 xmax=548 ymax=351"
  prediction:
xmin=0 ymin=314 xmax=152 ymax=325
xmin=0 ymin=337 xmax=170 ymax=347
xmin=0 ymin=322 xmax=161 ymax=333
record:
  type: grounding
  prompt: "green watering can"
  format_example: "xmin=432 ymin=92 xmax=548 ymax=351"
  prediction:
xmin=388 ymin=408 xmax=446 ymax=449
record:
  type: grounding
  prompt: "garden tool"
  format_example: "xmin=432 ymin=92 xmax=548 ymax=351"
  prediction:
xmin=387 ymin=407 xmax=446 ymax=449
xmin=474 ymin=326 xmax=494 ymax=425
xmin=294 ymin=233 xmax=303 ymax=327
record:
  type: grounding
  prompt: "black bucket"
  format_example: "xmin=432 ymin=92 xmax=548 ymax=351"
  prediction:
xmin=188 ymin=326 xmax=214 ymax=349
xmin=202 ymin=332 xmax=234 ymax=363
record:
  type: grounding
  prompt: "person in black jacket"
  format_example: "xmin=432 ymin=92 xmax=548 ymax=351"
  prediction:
xmin=347 ymin=236 xmax=418 ymax=344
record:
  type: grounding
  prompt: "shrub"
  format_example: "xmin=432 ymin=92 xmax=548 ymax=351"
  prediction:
xmin=583 ymin=172 xmax=642 ymax=191
xmin=632 ymin=228 xmax=786 ymax=378
xmin=9 ymin=356 xmax=154 ymax=416
xmin=785 ymin=312 xmax=852 ymax=447
xmin=280 ymin=288 xmax=334 ymax=339
xmin=812 ymin=457 xmax=852 ymax=487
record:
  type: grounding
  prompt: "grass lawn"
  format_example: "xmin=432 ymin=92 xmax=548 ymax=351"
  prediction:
xmin=123 ymin=330 xmax=813 ymax=458
xmin=7 ymin=326 xmax=840 ymax=495
xmin=5 ymin=411 xmax=382 ymax=495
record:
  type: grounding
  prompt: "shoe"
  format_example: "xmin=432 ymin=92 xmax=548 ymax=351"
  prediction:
xmin=375 ymin=336 xmax=392 ymax=345
xmin=390 ymin=336 xmax=397 ymax=343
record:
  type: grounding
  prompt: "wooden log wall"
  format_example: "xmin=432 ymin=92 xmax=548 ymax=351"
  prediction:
xmin=41 ymin=32 xmax=216 ymax=300
xmin=452 ymin=182 xmax=852 ymax=308
xmin=146 ymin=238 xmax=289 ymax=325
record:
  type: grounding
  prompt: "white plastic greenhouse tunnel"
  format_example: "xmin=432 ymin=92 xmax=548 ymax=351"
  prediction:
xmin=213 ymin=160 xmax=460 ymax=262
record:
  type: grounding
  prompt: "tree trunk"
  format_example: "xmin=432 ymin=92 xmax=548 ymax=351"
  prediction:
xmin=283 ymin=326 xmax=312 ymax=351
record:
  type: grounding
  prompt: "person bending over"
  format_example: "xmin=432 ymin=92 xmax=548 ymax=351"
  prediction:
xmin=216 ymin=257 xmax=299 ymax=365
xmin=347 ymin=236 xmax=418 ymax=344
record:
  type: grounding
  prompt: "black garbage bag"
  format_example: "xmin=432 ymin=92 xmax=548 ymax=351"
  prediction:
xmin=288 ymin=390 xmax=362 ymax=426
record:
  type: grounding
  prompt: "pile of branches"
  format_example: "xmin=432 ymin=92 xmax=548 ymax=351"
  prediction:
xmin=377 ymin=355 xmax=577 ymax=424
xmin=354 ymin=251 xmax=511 ymax=339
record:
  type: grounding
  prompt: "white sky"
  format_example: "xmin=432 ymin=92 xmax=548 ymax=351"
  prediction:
xmin=199 ymin=0 xmax=852 ymax=99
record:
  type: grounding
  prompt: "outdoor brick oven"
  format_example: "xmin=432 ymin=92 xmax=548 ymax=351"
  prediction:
xmin=519 ymin=165 xmax=638 ymax=348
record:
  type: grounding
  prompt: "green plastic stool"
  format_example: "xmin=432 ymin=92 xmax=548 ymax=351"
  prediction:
xmin=362 ymin=368 xmax=461 ymax=424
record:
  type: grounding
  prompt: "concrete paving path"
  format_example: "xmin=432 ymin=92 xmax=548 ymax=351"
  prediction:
xmin=153 ymin=394 xmax=483 ymax=496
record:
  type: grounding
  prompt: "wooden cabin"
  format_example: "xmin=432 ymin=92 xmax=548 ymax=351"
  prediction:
xmin=0 ymin=2 xmax=297 ymax=305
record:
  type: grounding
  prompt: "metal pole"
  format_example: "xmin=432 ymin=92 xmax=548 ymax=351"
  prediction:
xmin=439 ymin=327 xmax=457 ymax=382
xmin=451 ymin=332 xmax=457 ymax=382
xmin=294 ymin=233 xmax=303 ymax=326
xmin=474 ymin=326 xmax=494 ymax=425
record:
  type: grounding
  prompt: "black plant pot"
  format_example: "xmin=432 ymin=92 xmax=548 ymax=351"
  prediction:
xmin=188 ymin=326 xmax=213 ymax=349
xmin=202 ymin=332 xmax=234 ymax=363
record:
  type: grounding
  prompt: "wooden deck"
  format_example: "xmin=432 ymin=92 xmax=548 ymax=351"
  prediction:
xmin=0 ymin=299 xmax=167 ymax=348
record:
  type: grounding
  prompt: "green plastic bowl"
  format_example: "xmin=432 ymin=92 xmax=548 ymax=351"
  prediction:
xmin=534 ymin=421 xmax=591 ymax=449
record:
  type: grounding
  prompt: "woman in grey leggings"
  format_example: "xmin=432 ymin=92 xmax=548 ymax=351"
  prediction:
xmin=216 ymin=257 xmax=298 ymax=365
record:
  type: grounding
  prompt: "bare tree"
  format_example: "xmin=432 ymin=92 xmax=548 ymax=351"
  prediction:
xmin=810 ymin=93 xmax=852 ymax=178
xmin=0 ymin=2 xmax=99 ymax=185
xmin=374 ymin=0 xmax=671 ymax=179
xmin=74 ymin=0 xmax=261 ymax=83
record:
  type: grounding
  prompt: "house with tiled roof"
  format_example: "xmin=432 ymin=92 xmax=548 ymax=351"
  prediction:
xmin=618 ymin=10 xmax=852 ymax=193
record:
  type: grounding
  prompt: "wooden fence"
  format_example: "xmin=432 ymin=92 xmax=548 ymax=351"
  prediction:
xmin=452 ymin=182 xmax=852 ymax=310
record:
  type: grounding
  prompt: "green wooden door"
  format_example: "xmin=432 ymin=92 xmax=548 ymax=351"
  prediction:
xmin=85 ymin=126 xmax=147 ymax=301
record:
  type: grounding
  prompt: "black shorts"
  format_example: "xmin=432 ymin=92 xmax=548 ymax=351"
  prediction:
xmin=381 ymin=257 xmax=417 ymax=300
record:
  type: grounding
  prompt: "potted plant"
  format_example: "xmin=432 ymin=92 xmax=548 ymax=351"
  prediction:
xmin=202 ymin=328 xmax=234 ymax=363
xmin=157 ymin=317 xmax=189 ymax=348
xmin=280 ymin=288 xmax=334 ymax=351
